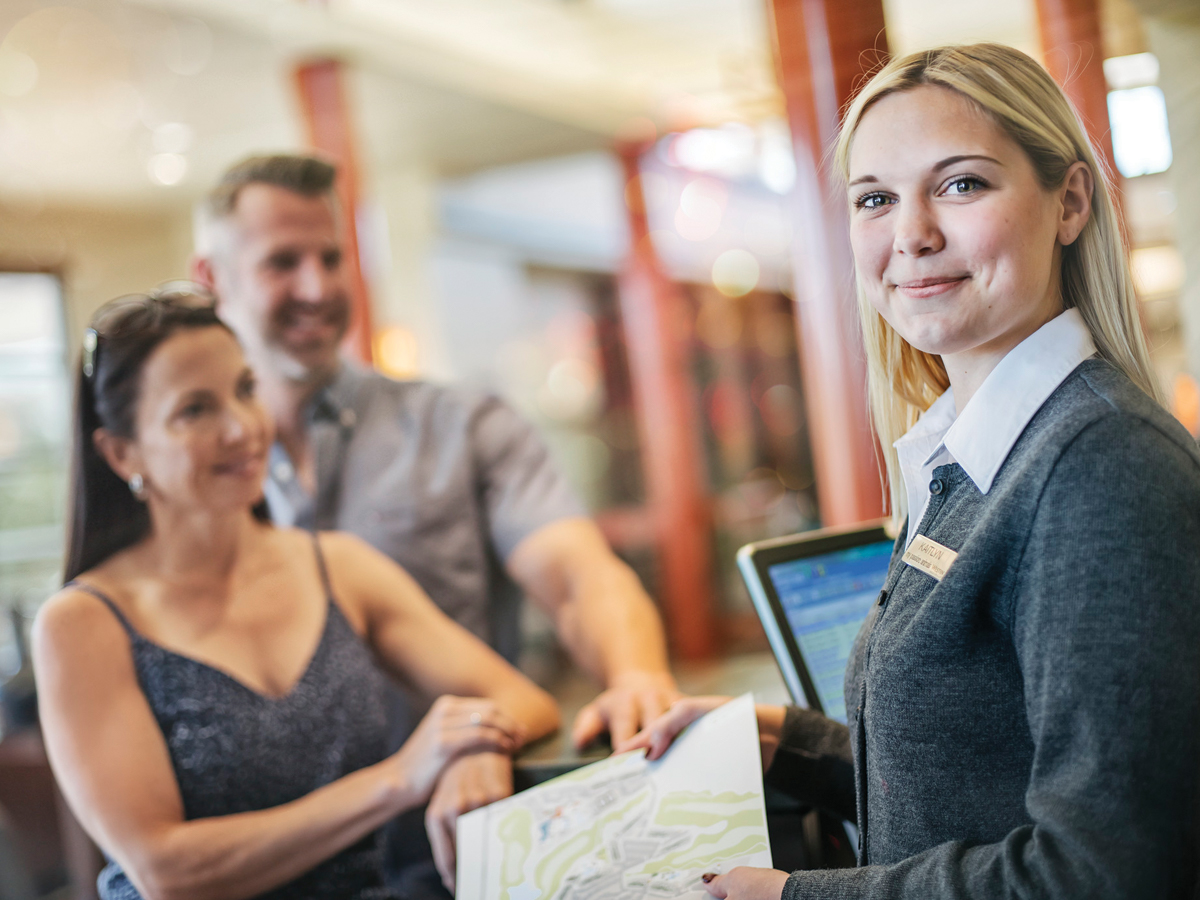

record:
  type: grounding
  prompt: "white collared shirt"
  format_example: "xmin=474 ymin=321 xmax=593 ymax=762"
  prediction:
xmin=894 ymin=308 xmax=1097 ymax=545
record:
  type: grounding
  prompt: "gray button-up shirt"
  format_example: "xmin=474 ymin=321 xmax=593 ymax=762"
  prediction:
xmin=263 ymin=364 xmax=585 ymax=664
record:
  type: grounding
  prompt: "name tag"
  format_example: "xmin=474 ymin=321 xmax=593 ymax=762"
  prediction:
xmin=902 ymin=534 xmax=958 ymax=581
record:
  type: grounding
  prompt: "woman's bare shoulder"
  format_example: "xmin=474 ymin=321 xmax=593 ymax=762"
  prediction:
xmin=34 ymin=579 xmax=133 ymax=672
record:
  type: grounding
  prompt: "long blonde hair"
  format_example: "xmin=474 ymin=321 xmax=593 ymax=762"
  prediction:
xmin=834 ymin=43 xmax=1162 ymax=522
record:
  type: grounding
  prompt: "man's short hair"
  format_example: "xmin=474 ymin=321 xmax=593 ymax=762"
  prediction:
xmin=194 ymin=154 xmax=338 ymax=254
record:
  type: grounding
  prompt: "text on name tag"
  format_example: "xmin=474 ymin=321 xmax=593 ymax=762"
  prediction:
xmin=902 ymin=534 xmax=958 ymax=581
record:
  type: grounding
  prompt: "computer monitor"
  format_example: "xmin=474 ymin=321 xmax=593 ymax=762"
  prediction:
xmin=737 ymin=522 xmax=895 ymax=723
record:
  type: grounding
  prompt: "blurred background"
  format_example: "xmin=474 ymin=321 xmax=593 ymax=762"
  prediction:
xmin=0 ymin=0 xmax=1197 ymax=894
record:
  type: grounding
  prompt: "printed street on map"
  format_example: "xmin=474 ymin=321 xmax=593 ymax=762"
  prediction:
xmin=456 ymin=693 xmax=772 ymax=900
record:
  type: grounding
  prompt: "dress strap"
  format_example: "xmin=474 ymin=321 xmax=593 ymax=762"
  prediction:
xmin=310 ymin=532 xmax=335 ymax=601
xmin=64 ymin=580 xmax=138 ymax=637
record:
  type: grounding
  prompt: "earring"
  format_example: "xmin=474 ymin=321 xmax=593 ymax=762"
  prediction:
xmin=128 ymin=473 xmax=148 ymax=501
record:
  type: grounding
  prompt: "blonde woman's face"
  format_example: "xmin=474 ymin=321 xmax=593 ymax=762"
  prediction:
xmin=847 ymin=85 xmax=1067 ymax=362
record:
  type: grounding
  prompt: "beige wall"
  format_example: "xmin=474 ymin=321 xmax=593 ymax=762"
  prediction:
xmin=0 ymin=201 xmax=193 ymax=348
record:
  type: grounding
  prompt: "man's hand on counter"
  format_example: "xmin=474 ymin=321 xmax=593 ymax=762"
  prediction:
xmin=425 ymin=750 xmax=513 ymax=892
xmin=571 ymin=669 xmax=683 ymax=749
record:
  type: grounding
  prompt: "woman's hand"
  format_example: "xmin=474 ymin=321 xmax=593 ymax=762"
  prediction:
xmin=391 ymin=696 xmax=524 ymax=805
xmin=702 ymin=867 xmax=789 ymax=899
xmin=425 ymin=751 xmax=513 ymax=893
xmin=616 ymin=697 xmax=789 ymax=770
xmin=614 ymin=696 xmax=731 ymax=760
xmin=571 ymin=669 xmax=682 ymax=749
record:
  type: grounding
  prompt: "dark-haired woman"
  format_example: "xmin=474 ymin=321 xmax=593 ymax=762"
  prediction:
xmin=33 ymin=293 xmax=559 ymax=900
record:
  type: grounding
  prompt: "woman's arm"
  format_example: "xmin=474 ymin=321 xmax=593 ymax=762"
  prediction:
xmin=761 ymin=706 xmax=855 ymax=823
xmin=317 ymin=531 xmax=561 ymax=889
xmin=319 ymin=531 xmax=560 ymax=743
xmin=33 ymin=589 xmax=518 ymax=900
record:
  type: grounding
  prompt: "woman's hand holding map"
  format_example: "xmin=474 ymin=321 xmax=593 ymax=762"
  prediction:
xmin=700 ymin=867 xmax=790 ymax=899
xmin=616 ymin=697 xmax=788 ymax=772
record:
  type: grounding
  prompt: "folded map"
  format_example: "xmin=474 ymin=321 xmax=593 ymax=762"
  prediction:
xmin=456 ymin=693 xmax=772 ymax=900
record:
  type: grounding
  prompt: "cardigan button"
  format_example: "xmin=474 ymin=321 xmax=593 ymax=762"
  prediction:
xmin=929 ymin=478 xmax=944 ymax=495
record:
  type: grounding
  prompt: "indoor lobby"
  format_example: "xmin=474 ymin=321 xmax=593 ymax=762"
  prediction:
xmin=0 ymin=0 xmax=1198 ymax=897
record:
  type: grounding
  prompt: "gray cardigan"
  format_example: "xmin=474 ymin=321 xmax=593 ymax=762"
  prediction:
xmin=766 ymin=360 xmax=1200 ymax=899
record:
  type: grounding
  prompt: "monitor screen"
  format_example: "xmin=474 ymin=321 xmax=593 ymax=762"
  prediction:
xmin=767 ymin=541 xmax=894 ymax=723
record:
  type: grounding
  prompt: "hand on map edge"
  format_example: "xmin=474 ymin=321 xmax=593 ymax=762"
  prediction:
xmin=571 ymin=670 xmax=682 ymax=750
xmin=614 ymin=695 xmax=732 ymax=760
xmin=701 ymin=867 xmax=789 ymax=899
xmin=425 ymin=751 xmax=514 ymax=892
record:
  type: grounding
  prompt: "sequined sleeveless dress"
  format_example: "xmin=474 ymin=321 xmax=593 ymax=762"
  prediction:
xmin=69 ymin=537 xmax=399 ymax=900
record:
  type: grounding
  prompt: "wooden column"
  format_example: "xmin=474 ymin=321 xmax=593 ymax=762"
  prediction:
xmin=294 ymin=59 xmax=374 ymax=365
xmin=615 ymin=143 xmax=715 ymax=660
xmin=1034 ymin=0 xmax=1121 ymax=190
xmin=768 ymin=0 xmax=888 ymax=527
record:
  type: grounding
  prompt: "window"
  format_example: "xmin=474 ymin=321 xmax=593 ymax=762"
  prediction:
xmin=0 ymin=272 xmax=70 ymax=622
xmin=1108 ymin=86 xmax=1173 ymax=178
xmin=1104 ymin=53 xmax=1173 ymax=179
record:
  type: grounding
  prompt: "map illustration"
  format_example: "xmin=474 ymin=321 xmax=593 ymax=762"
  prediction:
xmin=457 ymin=694 xmax=771 ymax=900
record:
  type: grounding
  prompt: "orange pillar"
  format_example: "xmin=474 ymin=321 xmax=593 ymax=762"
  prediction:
xmin=767 ymin=0 xmax=888 ymax=527
xmin=615 ymin=142 xmax=715 ymax=660
xmin=1034 ymin=0 xmax=1121 ymax=189
xmin=294 ymin=59 xmax=374 ymax=365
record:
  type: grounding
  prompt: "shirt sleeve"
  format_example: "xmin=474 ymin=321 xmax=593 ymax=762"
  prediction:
xmin=765 ymin=706 xmax=856 ymax=823
xmin=468 ymin=394 xmax=588 ymax=561
xmin=782 ymin=412 xmax=1200 ymax=900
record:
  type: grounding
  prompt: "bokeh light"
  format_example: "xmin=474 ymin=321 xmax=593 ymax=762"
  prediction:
xmin=148 ymin=152 xmax=187 ymax=186
xmin=711 ymin=249 xmax=759 ymax=297
xmin=0 ymin=49 xmax=38 ymax=98
xmin=675 ymin=177 xmax=726 ymax=241
xmin=1131 ymin=245 xmax=1185 ymax=298
xmin=538 ymin=357 xmax=603 ymax=423
xmin=1172 ymin=372 xmax=1200 ymax=438
xmin=375 ymin=325 xmax=420 ymax=379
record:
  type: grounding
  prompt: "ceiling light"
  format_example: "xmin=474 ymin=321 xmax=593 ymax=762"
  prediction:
xmin=148 ymin=153 xmax=187 ymax=186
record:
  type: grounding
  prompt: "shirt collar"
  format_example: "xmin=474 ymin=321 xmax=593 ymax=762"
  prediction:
xmin=308 ymin=362 xmax=366 ymax=428
xmin=945 ymin=308 xmax=1095 ymax=493
xmin=895 ymin=307 xmax=1096 ymax=496
xmin=895 ymin=388 xmax=957 ymax=459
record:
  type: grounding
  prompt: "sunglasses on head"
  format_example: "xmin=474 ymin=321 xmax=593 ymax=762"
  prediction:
xmin=83 ymin=282 xmax=217 ymax=379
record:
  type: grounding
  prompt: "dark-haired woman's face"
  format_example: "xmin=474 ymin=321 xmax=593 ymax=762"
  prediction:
xmin=114 ymin=327 xmax=272 ymax=518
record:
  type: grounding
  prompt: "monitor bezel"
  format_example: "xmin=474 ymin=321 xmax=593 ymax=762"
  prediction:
xmin=737 ymin=520 xmax=894 ymax=715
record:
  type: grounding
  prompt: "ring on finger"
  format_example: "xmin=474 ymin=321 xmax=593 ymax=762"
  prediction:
xmin=470 ymin=712 xmax=483 ymax=725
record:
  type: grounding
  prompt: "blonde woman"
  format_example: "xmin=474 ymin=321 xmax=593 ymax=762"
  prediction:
xmin=621 ymin=44 xmax=1200 ymax=899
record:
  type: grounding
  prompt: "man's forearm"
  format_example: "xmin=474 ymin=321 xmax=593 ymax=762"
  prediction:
xmin=554 ymin=555 xmax=672 ymax=686
xmin=509 ymin=518 xmax=679 ymax=746
xmin=508 ymin=518 xmax=674 ymax=687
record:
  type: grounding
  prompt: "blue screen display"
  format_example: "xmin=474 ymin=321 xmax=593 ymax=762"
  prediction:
xmin=767 ymin=541 xmax=894 ymax=723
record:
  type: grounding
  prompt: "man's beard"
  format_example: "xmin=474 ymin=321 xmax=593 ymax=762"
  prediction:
xmin=267 ymin=299 xmax=351 ymax=384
